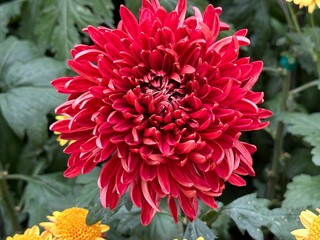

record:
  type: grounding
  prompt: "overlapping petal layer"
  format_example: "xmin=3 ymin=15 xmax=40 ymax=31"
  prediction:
xmin=51 ymin=0 xmax=271 ymax=225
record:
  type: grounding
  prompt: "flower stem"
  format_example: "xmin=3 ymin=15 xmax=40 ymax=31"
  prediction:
xmin=262 ymin=67 xmax=282 ymax=74
xmin=277 ymin=0 xmax=293 ymax=28
xmin=316 ymin=60 xmax=320 ymax=88
xmin=267 ymin=71 xmax=291 ymax=200
xmin=290 ymin=79 xmax=319 ymax=95
xmin=16 ymin=159 xmax=47 ymax=210
xmin=0 ymin=162 xmax=20 ymax=233
xmin=287 ymin=3 xmax=301 ymax=33
xmin=308 ymin=13 xmax=320 ymax=88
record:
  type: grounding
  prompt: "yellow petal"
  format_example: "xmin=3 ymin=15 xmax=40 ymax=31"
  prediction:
xmin=55 ymin=115 xmax=69 ymax=121
xmin=308 ymin=3 xmax=316 ymax=13
xmin=27 ymin=225 xmax=41 ymax=235
xmin=41 ymin=231 xmax=53 ymax=240
xmin=100 ymin=224 xmax=110 ymax=233
xmin=291 ymin=229 xmax=309 ymax=239
xmin=300 ymin=210 xmax=317 ymax=228
xmin=39 ymin=222 xmax=55 ymax=229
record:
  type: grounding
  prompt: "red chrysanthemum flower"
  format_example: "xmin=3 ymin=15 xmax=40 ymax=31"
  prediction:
xmin=50 ymin=0 xmax=271 ymax=225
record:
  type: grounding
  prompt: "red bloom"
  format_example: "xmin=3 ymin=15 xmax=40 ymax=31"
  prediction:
xmin=51 ymin=0 xmax=271 ymax=225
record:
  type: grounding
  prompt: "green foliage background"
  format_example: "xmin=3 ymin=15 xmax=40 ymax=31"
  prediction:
xmin=1 ymin=0 xmax=320 ymax=239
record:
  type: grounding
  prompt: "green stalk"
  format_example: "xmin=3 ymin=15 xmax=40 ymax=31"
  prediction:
xmin=267 ymin=71 xmax=291 ymax=200
xmin=0 ymin=162 xmax=20 ymax=233
xmin=309 ymin=13 xmax=320 ymax=88
xmin=277 ymin=0 xmax=294 ymax=28
xmin=16 ymin=159 xmax=47 ymax=210
xmin=316 ymin=59 xmax=320 ymax=88
xmin=290 ymin=79 xmax=319 ymax=95
xmin=287 ymin=3 xmax=302 ymax=33
xmin=262 ymin=67 xmax=282 ymax=74
xmin=287 ymin=3 xmax=315 ymax=57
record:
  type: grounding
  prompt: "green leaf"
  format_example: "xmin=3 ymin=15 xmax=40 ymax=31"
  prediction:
xmin=0 ymin=203 xmax=14 ymax=237
xmin=108 ymin=205 xmax=141 ymax=235
xmin=42 ymin=134 xmax=69 ymax=172
xmin=280 ymin=112 xmax=320 ymax=166
xmin=266 ymin=208 xmax=301 ymax=240
xmin=211 ymin=214 xmax=231 ymax=240
xmin=116 ymin=208 xmax=141 ymax=234
xmin=0 ymin=37 xmax=66 ymax=146
xmin=75 ymin=168 xmax=100 ymax=208
xmin=79 ymin=0 xmax=114 ymax=27
xmin=221 ymin=193 xmax=299 ymax=240
xmin=125 ymin=0 xmax=208 ymax=17
xmin=219 ymin=0 xmax=273 ymax=59
xmin=33 ymin=0 xmax=114 ymax=60
xmin=15 ymin=142 xmax=44 ymax=175
xmin=73 ymin=168 xmax=115 ymax=226
xmin=18 ymin=0 xmax=42 ymax=41
xmin=0 ymin=111 xmax=23 ymax=170
xmin=76 ymin=182 xmax=99 ymax=207
xmin=143 ymin=212 xmax=183 ymax=240
xmin=124 ymin=0 xmax=140 ymax=15
xmin=184 ymin=218 xmax=217 ymax=240
xmin=263 ymin=93 xmax=281 ymax=137
xmin=75 ymin=167 xmax=101 ymax=185
xmin=107 ymin=231 xmax=140 ymax=240
xmin=85 ymin=188 xmax=136 ymax=226
xmin=286 ymin=27 xmax=320 ymax=75
xmin=85 ymin=194 xmax=111 ymax=226
xmin=0 ymin=36 xmax=40 ymax=66
xmin=0 ymin=0 xmax=23 ymax=41
xmin=159 ymin=0 xmax=208 ymax=12
xmin=283 ymin=174 xmax=320 ymax=210
xmin=23 ymin=173 xmax=74 ymax=226
xmin=285 ymin=148 xmax=320 ymax=178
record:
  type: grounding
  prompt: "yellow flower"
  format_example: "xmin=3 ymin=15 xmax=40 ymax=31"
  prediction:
xmin=55 ymin=135 xmax=69 ymax=146
xmin=40 ymin=207 xmax=109 ymax=240
xmin=286 ymin=0 xmax=320 ymax=13
xmin=291 ymin=208 xmax=320 ymax=240
xmin=54 ymin=115 xmax=74 ymax=146
xmin=6 ymin=225 xmax=52 ymax=240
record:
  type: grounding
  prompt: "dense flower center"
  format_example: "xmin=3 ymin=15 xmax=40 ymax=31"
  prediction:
xmin=140 ymin=71 xmax=182 ymax=96
xmin=308 ymin=215 xmax=320 ymax=239
xmin=138 ymin=71 xmax=184 ymax=119
xmin=54 ymin=208 xmax=102 ymax=240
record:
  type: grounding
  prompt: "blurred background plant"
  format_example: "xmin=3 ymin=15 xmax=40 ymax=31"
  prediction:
xmin=1 ymin=0 xmax=320 ymax=239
